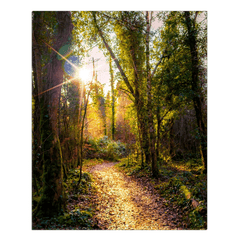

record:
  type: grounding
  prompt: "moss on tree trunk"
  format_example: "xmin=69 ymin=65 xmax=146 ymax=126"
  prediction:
xmin=34 ymin=100 xmax=65 ymax=218
xmin=33 ymin=11 xmax=73 ymax=218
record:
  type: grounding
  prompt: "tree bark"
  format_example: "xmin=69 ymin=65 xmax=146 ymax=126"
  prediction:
xmin=135 ymin=101 xmax=150 ymax=164
xmin=146 ymin=11 xmax=159 ymax=178
xmin=184 ymin=11 xmax=207 ymax=174
xmin=109 ymin=59 xmax=115 ymax=140
xmin=32 ymin=32 xmax=42 ymax=193
xmin=33 ymin=11 xmax=73 ymax=218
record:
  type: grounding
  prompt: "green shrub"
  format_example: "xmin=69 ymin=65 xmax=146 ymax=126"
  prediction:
xmin=33 ymin=209 xmax=93 ymax=230
xmin=154 ymin=172 xmax=207 ymax=229
xmin=85 ymin=136 xmax=126 ymax=160
xmin=188 ymin=209 xmax=206 ymax=229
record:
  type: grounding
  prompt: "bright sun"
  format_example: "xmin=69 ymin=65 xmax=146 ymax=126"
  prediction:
xmin=78 ymin=68 xmax=91 ymax=83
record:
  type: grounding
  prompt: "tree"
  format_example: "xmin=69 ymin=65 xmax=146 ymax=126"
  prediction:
xmin=184 ymin=11 xmax=207 ymax=173
xmin=153 ymin=11 xmax=207 ymax=171
xmin=78 ymin=58 xmax=96 ymax=185
xmin=56 ymin=10 xmax=207 ymax=179
xmin=92 ymin=69 xmax=107 ymax=136
xmin=32 ymin=11 xmax=73 ymax=218
xmin=109 ymin=58 xmax=115 ymax=140
xmin=73 ymin=11 xmax=168 ymax=177
xmin=145 ymin=11 xmax=159 ymax=177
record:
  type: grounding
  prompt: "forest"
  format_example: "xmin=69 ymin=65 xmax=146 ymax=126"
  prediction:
xmin=32 ymin=11 xmax=207 ymax=230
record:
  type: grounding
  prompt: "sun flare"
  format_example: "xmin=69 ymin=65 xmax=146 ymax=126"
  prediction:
xmin=78 ymin=68 xmax=91 ymax=83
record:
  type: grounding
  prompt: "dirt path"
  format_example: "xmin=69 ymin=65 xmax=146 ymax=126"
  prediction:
xmin=89 ymin=162 xmax=183 ymax=230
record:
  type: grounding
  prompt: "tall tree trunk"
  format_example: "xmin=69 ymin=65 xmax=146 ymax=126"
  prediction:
xmin=184 ymin=11 xmax=207 ymax=174
xmin=156 ymin=105 xmax=161 ymax=161
xmin=136 ymin=115 xmax=145 ymax=168
xmin=136 ymin=101 xmax=150 ymax=164
xmin=32 ymin=13 xmax=44 ymax=191
xmin=146 ymin=11 xmax=159 ymax=178
xmin=33 ymin=11 xmax=73 ymax=218
xmin=169 ymin=119 xmax=175 ymax=157
xmin=109 ymin=59 xmax=115 ymax=140
xmin=32 ymin=35 xmax=42 ymax=193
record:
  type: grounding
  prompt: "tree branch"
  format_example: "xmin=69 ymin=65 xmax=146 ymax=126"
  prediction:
xmin=150 ymin=55 xmax=169 ymax=79
xmin=92 ymin=11 xmax=135 ymax=97
xmin=194 ymin=11 xmax=199 ymax=23
xmin=118 ymin=87 xmax=135 ymax=102
xmin=100 ymin=12 xmax=144 ymax=32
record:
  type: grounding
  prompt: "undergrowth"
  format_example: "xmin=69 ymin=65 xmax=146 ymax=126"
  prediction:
xmin=82 ymin=158 xmax=104 ymax=169
xmin=32 ymin=162 xmax=99 ymax=230
xmin=84 ymin=136 xmax=126 ymax=160
xmin=116 ymin=155 xmax=207 ymax=230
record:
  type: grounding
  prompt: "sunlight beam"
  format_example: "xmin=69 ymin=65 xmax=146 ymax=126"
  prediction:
xmin=34 ymin=77 xmax=77 ymax=97
xmin=43 ymin=41 xmax=79 ymax=71
xmin=34 ymin=41 xmax=81 ymax=97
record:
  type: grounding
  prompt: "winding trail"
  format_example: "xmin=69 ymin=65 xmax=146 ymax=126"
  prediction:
xmin=89 ymin=162 xmax=183 ymax=230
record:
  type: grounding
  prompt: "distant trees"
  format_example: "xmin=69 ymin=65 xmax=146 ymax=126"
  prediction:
xmin=91 ymin=11 xmax=160 ymax=177
xmin=153 ymin=11 xmax=207 ymax=171
xmin=71 ymin=10 xmax=207 ymax=176
xmin=184 ymin=11 xmax=207 ymax=173
xmin=91 ymin=64 xmax=107 ymax=137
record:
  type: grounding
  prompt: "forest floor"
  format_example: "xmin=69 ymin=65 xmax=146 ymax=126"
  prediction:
xmin=88 ymin=162 xmax=184 ymax=230
xmin=33 ymin=158 xmax=206 ymax=230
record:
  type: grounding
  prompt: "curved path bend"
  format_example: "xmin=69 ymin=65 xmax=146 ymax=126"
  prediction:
xmin=89 ymin=162 xmax=184 ymax=230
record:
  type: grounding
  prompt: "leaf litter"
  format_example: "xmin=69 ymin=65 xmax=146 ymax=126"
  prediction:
xmin=89 ymin=162 xmax=185 ymax=230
